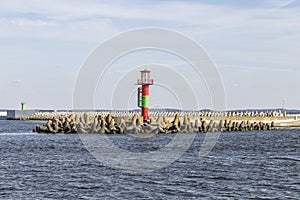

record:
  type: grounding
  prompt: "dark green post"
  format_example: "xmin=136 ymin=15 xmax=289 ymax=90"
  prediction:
xmin=21 ymin=102 xmax=25 ymax=111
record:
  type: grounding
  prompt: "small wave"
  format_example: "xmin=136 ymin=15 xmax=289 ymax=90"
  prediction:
xmin=0 ymin=132 xmax=39 ymax=136
xmin=270 ymin=156 xmax=300 ymax=162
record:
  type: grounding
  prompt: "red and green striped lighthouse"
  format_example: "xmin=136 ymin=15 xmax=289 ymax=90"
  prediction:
xmin=136 ymin=69 xmax=154 ymax=121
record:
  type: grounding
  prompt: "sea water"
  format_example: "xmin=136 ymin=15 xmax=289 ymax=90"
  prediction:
xmin=0 ymin=120 xmax=299 ymax=199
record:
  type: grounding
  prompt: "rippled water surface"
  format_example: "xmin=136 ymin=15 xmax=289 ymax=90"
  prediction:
xmin=0 ymin=120 xmax=299 ymax=199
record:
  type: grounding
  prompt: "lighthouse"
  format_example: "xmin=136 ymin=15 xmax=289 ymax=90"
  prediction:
xmin=136 ymin=69 xmax=154 ymax=121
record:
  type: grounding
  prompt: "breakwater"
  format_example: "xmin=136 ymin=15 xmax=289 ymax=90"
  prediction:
xmin=32 ymin=111 xmax=300 ymax=134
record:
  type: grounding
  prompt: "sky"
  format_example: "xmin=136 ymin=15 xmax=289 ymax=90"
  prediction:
xmin=0 ymin=0 xmax=299 ymax=110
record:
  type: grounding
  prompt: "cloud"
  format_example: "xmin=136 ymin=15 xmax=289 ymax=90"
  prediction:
xmin=0 ymin=17 xmax=119 ymax=42
xmin=221 ymin=64 xmax=297 ymax=73
xmin=265 ymin=0 xmax=296 ymax=8
xmin=0 ymin=0 xmax=226 ymax=22
xmin=9 ymin=18 xmax=52 ymax=27
xmin=0 ymin=0 xmax=299 ymax=42
xmin=11 ymin=79 xmax=22 ymax=84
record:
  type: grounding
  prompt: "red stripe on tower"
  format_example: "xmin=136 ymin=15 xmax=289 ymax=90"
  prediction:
xmin=142 ymin=85 xmax=149 ymax=95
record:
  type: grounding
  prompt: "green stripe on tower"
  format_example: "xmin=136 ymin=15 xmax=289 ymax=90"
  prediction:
xmin=142 ymin=96 xmax=149 ymax=108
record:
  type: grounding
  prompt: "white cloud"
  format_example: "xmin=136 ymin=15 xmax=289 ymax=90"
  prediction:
xmin=0 ymin=0 xmax=299 ymax=42
xmin=12 ymin=79 xmax=22 ymax=84
xmin=0 ymin=17 xmax=119 ymax=42
xmin=9 ymin=18 xmax=52 ymax=27
xmin=265 ymin=0 xmax=296 ymax=8
xmin=0 ymin=0 xmax=226 ymax=22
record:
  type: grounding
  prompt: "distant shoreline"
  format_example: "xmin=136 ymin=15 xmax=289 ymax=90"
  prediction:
xmin=1 ymin=108 xmax=300 ymax=120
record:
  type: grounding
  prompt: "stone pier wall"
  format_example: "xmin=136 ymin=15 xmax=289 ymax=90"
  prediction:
xmin=32 ymin=111 xmax=300 ymax=134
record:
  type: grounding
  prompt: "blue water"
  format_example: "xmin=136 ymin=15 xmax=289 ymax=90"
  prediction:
xmin=0 ymin=120 xmax=299 ymax=199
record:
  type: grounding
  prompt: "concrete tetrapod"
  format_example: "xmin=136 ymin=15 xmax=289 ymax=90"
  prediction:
xmin=34 ymin=113 xmax=276 ymax=134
